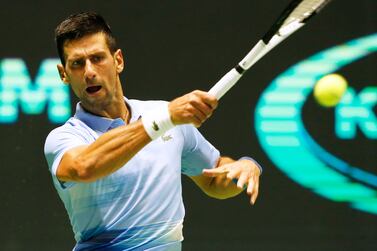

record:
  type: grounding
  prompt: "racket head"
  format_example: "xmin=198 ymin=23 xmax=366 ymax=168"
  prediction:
xmin=263 ymin=0 xmax=332 ymax=43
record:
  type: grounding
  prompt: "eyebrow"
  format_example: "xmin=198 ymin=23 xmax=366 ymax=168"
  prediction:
xmin=66 ymin=50 xmax=108 ymax=62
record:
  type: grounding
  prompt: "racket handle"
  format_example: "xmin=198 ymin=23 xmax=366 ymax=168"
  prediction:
xmin=239 ymin=40 xmax=266 ymax=70
xmin=208 ymin=68 xmax=242 ymax=100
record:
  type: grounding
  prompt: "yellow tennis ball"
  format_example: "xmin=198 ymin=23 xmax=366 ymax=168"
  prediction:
xmin=313 ymin=74 xmax=348 ymax=107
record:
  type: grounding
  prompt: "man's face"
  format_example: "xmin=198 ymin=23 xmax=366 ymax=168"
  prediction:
xmin=57 ymin=32 xmax=124 ymax=109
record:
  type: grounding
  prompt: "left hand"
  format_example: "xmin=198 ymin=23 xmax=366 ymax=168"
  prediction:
xmin=202 ymin=159 xmax=261 ymax=204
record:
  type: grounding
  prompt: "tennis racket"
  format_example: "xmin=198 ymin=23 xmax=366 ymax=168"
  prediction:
xmin=208 ymin=0 xmax=333 ymax=100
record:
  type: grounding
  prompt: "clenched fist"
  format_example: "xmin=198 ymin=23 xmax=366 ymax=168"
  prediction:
xmin=168 ymin=90 xmax=218 ymax=127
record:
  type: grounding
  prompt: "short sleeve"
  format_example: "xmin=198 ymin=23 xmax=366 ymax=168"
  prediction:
xmin=44 ymin=126 xmax=88 ymax=189
xmin=180 ymin=125 xmax=220 ymax=176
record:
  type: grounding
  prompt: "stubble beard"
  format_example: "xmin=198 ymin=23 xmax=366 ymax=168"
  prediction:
xmin=81 ymin=88 xmax=114 ymax=113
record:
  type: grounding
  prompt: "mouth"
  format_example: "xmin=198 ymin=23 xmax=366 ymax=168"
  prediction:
xmin=86 ymin=85 xmax=102 ymax=94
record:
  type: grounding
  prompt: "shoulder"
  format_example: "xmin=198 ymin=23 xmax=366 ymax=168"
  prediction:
xmin=45 ymin=117 xmax=82 ymax=139
xmin=44 ymin=117 xmax=89 ymax=152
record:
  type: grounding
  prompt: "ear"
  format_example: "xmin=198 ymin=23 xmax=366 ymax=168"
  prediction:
xmin=114 ymin=49 xmax=124 ymax=74
xmin=57 ymin=64 xmax=70 ymax=84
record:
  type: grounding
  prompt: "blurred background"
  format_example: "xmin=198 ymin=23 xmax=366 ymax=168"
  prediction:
xmin=0 ymin=0 xmax=376 ymax=250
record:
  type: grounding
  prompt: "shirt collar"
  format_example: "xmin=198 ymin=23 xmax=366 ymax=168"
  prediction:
xmin=74 ymin=97 xmax=141 ymax=133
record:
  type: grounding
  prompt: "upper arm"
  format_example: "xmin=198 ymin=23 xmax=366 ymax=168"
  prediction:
xmin=44 ymin=127 xmax=89 ymax=186
xmin=56 ymin=145 xmax=88 ymax=182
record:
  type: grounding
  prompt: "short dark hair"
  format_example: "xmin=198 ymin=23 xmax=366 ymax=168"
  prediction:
xmin=55 ymin=11 xmax=118 ymax=65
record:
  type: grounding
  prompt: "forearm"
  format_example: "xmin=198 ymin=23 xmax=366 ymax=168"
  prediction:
xmin=60 ymin=120 xmax=151 ymax=182
xmin=59 ymin=90 xmax=218 ymax=183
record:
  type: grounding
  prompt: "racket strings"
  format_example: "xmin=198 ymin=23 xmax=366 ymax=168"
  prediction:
xmin=282 ymin=0 xmax=330 ymax=27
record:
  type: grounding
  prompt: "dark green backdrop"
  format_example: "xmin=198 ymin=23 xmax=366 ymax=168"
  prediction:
xmin=1 ymin=0 xmax=376 ymax=250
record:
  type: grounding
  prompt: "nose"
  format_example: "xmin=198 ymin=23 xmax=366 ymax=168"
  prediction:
xmin=84 ymin=60 xmax=96 ymax=80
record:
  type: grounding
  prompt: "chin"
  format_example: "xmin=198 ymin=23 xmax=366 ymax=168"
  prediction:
xmin=89 ymin=95 xmax=114 ymax=108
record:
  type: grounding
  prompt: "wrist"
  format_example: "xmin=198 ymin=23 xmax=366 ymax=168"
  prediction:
xmin=141 ymin=102 xmax=175 ymax=140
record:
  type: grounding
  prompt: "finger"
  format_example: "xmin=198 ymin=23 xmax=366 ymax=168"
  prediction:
xmin=192 ymin=114 xmax=204 ymax=127
xmin=191 ymin=100 xmax=213 ymax=119
xmin=247 ymin=177 xmax=255 ymax=195
xmin=193 ymin=90 xmax=218 ymax=109
xmin=189 ymin=92 xmax=214 ymax=114
xmin=226 ymin=169 xmax=239 ymax=180
xmin=236 ymin=171 xmax=249 ymax=189
xmin=202 ymin=167 xmax=229 ymax=177
xmin=250 ymin=178 xmax=260 ymax=205
xmin=214 ymin=173 xmax=229 ymax=187
xmin=184 ymin=109 xmax=202 ymax=127
xmin=223 ymin=177 xmax=232 ymax=187
xmin=191 ymin=107 xmax=207 ymax=123
xmin=224 ymin=169 xmax=239 ymax=186
xmin=184 ymin=105 xmax=205 ymax=126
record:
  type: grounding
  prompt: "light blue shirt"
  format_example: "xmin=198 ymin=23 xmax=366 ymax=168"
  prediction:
xmin=44 ymin=98 xmax=220 ymax=251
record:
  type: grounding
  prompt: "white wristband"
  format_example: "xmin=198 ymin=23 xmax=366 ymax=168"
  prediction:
xmin=141 ymin=103 xmax=175 ymax=140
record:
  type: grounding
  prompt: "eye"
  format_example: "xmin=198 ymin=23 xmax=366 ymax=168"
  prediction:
xmin=71 ymin=60 xmax=84 ymax=68
xmin=92 ymin=55 xmax=103 ymax=63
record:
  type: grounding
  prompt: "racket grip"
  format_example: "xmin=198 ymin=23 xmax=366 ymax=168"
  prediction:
xmin=208 ymin=68 xmax=242 ymax=100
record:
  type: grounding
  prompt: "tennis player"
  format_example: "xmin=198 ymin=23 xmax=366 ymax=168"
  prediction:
xmin=44 ymin=12 xmax=262 ymax=251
